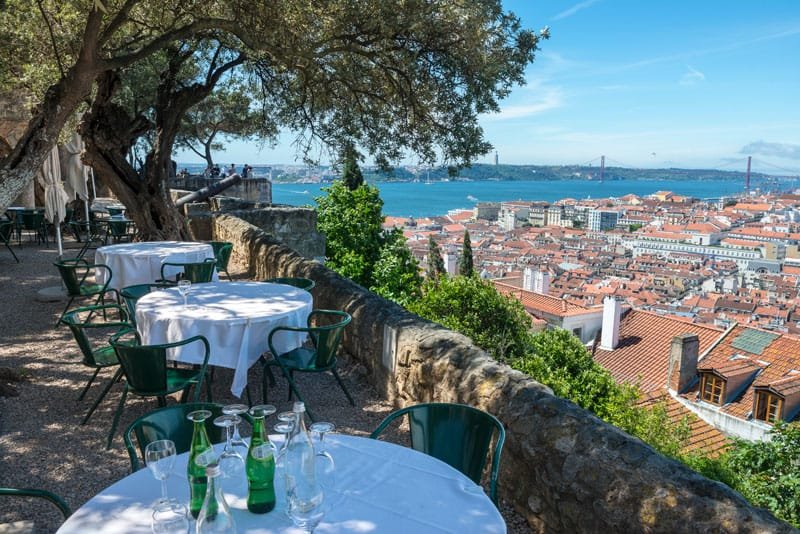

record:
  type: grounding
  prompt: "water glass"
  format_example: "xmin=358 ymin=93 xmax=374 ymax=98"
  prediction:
xmin=151 ymin=500 xmax=189 ymax=534
xmin=310 ymin=422 xmax=336 ymax=490
xmin=222 ymin=403 xmax=249 ymax=451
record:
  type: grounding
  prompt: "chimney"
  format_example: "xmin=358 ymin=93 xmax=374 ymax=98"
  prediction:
xmin=533 ymin=270 xmax=551 ymax=295
xmin=600 ymin=297 xmax=622 ymax=350
xmin=523 ymin=267 xmax=534 ymax=291
xmin=667 ymin=333 xmax=699 ymax=393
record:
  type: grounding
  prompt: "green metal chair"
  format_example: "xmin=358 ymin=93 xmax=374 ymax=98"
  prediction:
xmin=53 ymin=258 xmax=118 ymax=326
xmin=60 ymin=304 xmax=131 ymax=425
xmin=262 ymin=310 xmax=353 ymax=420
xmin=0 ymin=487 xmax=72 ymax=520
xmin=120 ymin=283 xmax=169 ymax=326
xmin=157 ymin=258 xmax=217 ymax=285
xmin=106 ymin=206 xmax=125 ymax=217
xmin=370 ymin=403 xmax=505 ymax=503
xmin=107 ymin=218 xmax=136 ymax=243
xmin=107 ymin=330 xmax=212 ymax=449
xmin=209 ymin=241 xmax=233 ymax=280
xmin=124 ymin=402 xmax=225 ymax=472
xmin=17 ymin=208 xmax=48 ymax=245
xmin=0 ymin=219 xmax=19 ymax=262
xmin=261 ymin=277 xmax=315 ymax=292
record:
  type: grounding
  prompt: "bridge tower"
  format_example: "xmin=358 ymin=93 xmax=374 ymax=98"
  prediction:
xmin=745 ymin=156 xmax=751 ymax=193
xmin=600 ymin=155 xmax=605 ymax=183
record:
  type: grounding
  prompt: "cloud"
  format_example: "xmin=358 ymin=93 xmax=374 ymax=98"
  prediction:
xmin=679 ymin=66 xmax=705 ymax=86
xmin=482 ymin=88 xmax=564 ymax=121
xmin=553 ymin=0 xmax=600 ymax=21
xmin=740 ymin=141 xmax=800 ymax=160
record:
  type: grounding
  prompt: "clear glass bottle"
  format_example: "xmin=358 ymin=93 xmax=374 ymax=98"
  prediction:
xmin=196 ymin=462 xmax=236 ymax=533
xmin=187 ymin=409 xmax=213 ymax=519
xmin=246 ymin=405 xmax=277 ymax=513
xmin=285 ymin=402 xmax=322 ymax=526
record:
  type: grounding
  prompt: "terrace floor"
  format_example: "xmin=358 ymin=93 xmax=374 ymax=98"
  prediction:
xmin=0 ymin=235 xmax=528 ymax=532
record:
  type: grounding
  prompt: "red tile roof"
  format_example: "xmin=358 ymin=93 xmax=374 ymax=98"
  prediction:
xmin=593 ymin=310 xmax=722 ymax=393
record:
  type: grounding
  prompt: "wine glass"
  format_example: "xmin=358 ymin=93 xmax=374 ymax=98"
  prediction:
xmin=145 ymin=439 xmax=177 ymax=505
xmin=222 ymin=403 xmax=249 ymax=451
xmin=272 ymin=419 xmax=294 ymax=477
xmin=150 ymin=499 xmax=189 ymax=534
xmin=310 ymin=422 xmax=336 ymax=490
xmin=213 ymin=414 xmax=245 ymax=480
xmin=177 ymin=279 xmax=191 ymax=307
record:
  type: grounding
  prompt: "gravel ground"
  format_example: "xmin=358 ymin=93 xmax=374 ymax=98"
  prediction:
xmin=0 ymin=235 xmax=530 ymax=533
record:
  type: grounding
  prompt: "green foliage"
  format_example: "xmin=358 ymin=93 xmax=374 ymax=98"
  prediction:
xmin=371 ymin=228 xmax=423 ymax=306
xmin=628 ymin=223 xmax=643 ymax=232
xmin=723 ymin=422 xmax=800 ymax=527
xmin=408 ymin=276 xmax=532 ymax=361
xmin=427 ymin=236 xmax=446 ymax=278
xmin=315 ymin=180 xmax=384 ymax=287
xmin=340 ymin=145 xmax=365 ymax=191
xmin=458 ymin=230 xmax=474 ymax=276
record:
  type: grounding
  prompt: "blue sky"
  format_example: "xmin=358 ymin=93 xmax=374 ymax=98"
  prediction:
xmin=177 ymin=1 xmax=800 ymax=174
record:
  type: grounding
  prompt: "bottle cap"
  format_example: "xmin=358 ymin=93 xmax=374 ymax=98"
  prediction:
xmin=293 ymin=401 xmax=305 ymax=413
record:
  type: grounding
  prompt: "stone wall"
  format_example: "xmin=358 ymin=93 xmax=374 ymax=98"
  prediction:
xmin=209 ymin=213 xmax=792 ymax=533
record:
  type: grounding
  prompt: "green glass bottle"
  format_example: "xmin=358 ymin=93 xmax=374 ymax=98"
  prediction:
xmin=187 ymin=409 xmax=214 ymax=519
xmin=246 ymin=404 xmax=277 ymax=514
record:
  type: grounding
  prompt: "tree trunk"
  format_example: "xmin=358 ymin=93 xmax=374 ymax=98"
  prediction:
xmin=0 ymin=11 xmax=102 ymax=213
xmin=80 ymin=71 xmax=190 ymax=241
xmin=204 ymin=134 xmax=215 ymax=169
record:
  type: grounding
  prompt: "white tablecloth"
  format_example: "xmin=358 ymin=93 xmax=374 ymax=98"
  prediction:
xmin=57 ymin=434 xmax=505 ymax=533
xmin=136 ymin=282 xmax=313 ymax=397
xmin=95 ymin=241 xmax=217 ymax=291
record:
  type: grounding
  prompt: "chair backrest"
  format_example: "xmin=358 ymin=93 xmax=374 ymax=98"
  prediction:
xmin=60 ymin=305 xmax=130 ymax=367
xmin=370 ymin=403 xmax=505 ymax=502
xmin=124 ymin=402 xmax=225 ymax=472
xmin=54 ymin=258 xmax=89 ymax=296
xmin=307 ymin=310 xmax=351 ymax=368
xmin=108 ymin=219 xmax=133 ymax=238
xmin=161 ymin=259 xmax=216 ymax=283
xmin=210 ymin=241 xmax=233 ymax=270
xmin=20 ymin=209 xmax=44 ymax=230
xmin=120 ymin=283 xmax=166 ymax=324
xmin=0 ymin=487 xmax=72 ymax=518
xmin=107 ymin=206 xmax=125 ymax=216
xmin=110 ymin=330 xmax=209 ymax=396
xmin=263 ymin=277 xmax=315 ymax=291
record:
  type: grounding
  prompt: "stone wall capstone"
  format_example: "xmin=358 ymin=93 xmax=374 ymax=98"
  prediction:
xmin=210 ymin=213 xmax=794 ymax=534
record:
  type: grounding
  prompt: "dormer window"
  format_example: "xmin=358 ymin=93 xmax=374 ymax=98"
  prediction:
xmin=700 ymin=372 xmax=726 ymax=405
xmin=754 ymin=390 xmax=783 ymax=423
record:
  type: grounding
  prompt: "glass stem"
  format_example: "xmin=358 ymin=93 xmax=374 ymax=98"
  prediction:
xmin=161 ymin=477 xmax=169 ymax=502
xmin=225 ymin=424 xmax=233 ymax=451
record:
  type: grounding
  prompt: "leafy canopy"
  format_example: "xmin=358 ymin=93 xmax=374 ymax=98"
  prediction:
xmin=408 ymin=275 xmax=532 ymax=361
xmin=371 ymin=228 xmax=423 ymax=306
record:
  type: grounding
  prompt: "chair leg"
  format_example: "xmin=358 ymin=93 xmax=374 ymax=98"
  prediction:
xmin=287 ymin=370 xmax=295 ymax=401
xmin=83 ymin=368 xmax=122 ymax=425
xmin=106 ymin=385 xmax=129 ymax=450
xmin=204 ymin=373 xmax=213 ymax=403
xmin=332 ymin=369 xmax=355 ymax=406
xmin=245 ymin=384 xmax=253 ymax=406
xmin=157 ymin=396 xmax=167 ymax=407
xmin=78 ymin=368 xmax=101 ymax=401
xmin=56 ymin=296 xmax=76 ymax=327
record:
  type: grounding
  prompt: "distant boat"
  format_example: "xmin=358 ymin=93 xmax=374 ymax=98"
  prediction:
xmin=290 ymin=190 xmax=310 ymax=195
xmin=467 ymin=195 xmax=478 ymax=202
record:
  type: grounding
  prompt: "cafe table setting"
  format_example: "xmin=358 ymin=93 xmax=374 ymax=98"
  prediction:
xmin=135 ymin=282 xmax=313 ymax=398
xmin=56 ymin=402 xmax=505 ymax=533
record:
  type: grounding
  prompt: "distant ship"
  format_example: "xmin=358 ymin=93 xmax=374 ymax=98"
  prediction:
xmin=467 ymin=195 xmax=478 ymax=202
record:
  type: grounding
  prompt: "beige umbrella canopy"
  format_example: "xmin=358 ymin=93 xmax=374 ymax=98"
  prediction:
xmin=63 ymin=132 xmax=90 ymax=202
xmin=39 ymin=145 xmax=70 ymax=257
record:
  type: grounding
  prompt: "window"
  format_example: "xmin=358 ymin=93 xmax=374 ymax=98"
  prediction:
xmin=700 ymin=373 xmax=726 ymax=405
xmin=754 ymin=390 xmax=783 ymax=423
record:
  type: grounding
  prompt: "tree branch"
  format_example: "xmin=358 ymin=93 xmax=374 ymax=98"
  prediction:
xmin=97 ymin=0 xmax=140 ymax=45
xmin=36 ymin=0 xmax=65 ymax=78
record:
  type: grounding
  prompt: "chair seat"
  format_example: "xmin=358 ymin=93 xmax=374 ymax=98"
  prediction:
xmin=79 ymin=284 xmax=106 ymax=296
xmin=164 ymin=367 xmax=201 ymax=393
xmin=88 ymin=346 xmax=119 ymax=368
xmin=274 ymin=347 xmax=335 ymax=372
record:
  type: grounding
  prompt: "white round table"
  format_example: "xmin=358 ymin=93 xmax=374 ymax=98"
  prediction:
xmin=56 ymin=434 xmax=505 ymax=533
xmin=136 ymin=282 xmax=313 ymax=397
xmin=95 ymin=241 xmax=217 ymax=291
